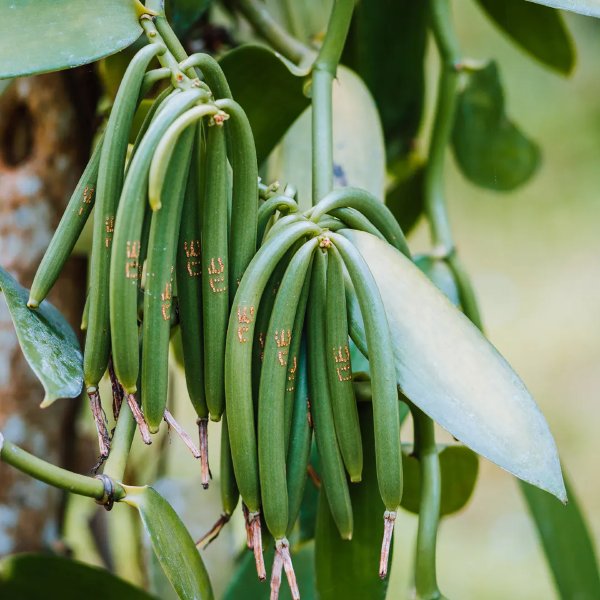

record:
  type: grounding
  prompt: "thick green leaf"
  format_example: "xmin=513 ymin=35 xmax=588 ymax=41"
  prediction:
xmin=224 ymin=542 xmax=316 ymax=600
xmin=401 ymin=445 xmax=479 ymax=517
xmin=476 ymin=0 xmax=574 ymax=75
xmin=525 ymin=0 xmax=600 ymax=18
xmin=414 ymin=255 xmax=460 ymax=307
xmin=452 ymin=61 xmax=540 ymax=191
xmin=315 ymin=404 xmax=389 ymax=600
xmin=219 ymin=44 xmax=309 ymax=166
xmin=344 ymin=0 xmax=428 ymax=160
xmin=0 ymin=0 xmax=143 ymax=79
xmin=168 ymin=0 xmax=212 ymax=37
xmin=0 ymin=553 xmax=155 ymax=599
xmin=123 ymin=486 xmax=214 ymax=600
xmin=385 ymin=159 xmax=425 ymax=236
xmin=0 ymin=266 xmax=83 ymax=407
xmin=521 ymin=474 xmax=600 ymax=599
xmin=343 ymin=230 xmax=566 ymax=502
xmin=266 ymin=66 xmax=386 ymax=210
xmin=266 ymin=0 xmax=331 ymax=44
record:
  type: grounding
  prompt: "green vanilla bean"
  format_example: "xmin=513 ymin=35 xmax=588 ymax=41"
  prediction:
xmin=412 ymin=405 xmax=444 ymax=600
xmin=311 ymin=0 xmax=355 ymax=205
xmin=0 ymin=433 xmax=124 ymax=501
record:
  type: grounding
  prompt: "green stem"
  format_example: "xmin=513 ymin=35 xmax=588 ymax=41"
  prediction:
xmin=425 ymin=0 xmax=461 ymax=253
xmin=102 ymin=403 xmax=137 ymax=483
xmin=235 ymin=0 xmax=313 ymax=65
xmin=0 ymin=433 xmax=124 ymax=501
xmin=412 ymin=406 xmax=443 ymax=600
xmin=311 ymin=0 xmax=354 ymax=205
xmin=447 ymin=253 xmax=483 ymax=330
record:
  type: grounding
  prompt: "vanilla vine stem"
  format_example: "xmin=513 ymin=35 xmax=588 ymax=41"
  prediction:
xmin=0 ymin=432 xmax=125 ymax=501
xmin=311 ymin=0 xmax=354 ymax=205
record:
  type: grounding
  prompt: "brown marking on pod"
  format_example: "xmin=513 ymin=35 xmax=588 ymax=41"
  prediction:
xmin=183 ymin=239 xmax=201 ymax=277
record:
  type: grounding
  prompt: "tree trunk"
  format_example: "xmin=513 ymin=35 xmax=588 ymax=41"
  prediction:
xmin=0 ymin=74 xmax=89 ymax=554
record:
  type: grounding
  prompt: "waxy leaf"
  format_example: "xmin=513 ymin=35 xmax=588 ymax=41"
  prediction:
xmin=414 ymin=255 xmax=460 ymax=307
xmin=476 ymin=0 xmax=575 ymax=75
xmin=266 ymin=66 xmax=386 ymax=210
xmin=401 ymin=445 xmax=479 ymax=517
xmin=0 ymin=553 xmax=155 ymax=599
xmin=220 ymin=44 xmax=310 ymax=166
xmin=0 ymin=266 xmax=83 ymax=407
xmin=315 ymin=404 xmax=388 ymax=600
xmin=521 ymin=475 xmax=600 ymax=599
xmin=343 ymin=230 xmax=566 ymax=502
xmin=344 ymin=0 xmax=428 ymax=160
xmin=123 ymin=486 xmax=214 ymax=600
xmin=385 ymin=159 xmax=425 ymax=236
xmin=525 ymin=0 xmax=600 ymax=18
xmin=452 ymin=61 xmax=540 ymax=191
xmin=0 ymin=0 xmax=144 ymax=79
xmin=168 ymin=0 xmax=212 ymax=37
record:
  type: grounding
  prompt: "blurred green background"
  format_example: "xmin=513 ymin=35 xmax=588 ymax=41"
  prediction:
xmin=397 ymin=3 xmax=600 ymax=598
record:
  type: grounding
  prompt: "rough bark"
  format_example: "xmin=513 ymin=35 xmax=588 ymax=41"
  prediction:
xmin=0 ymin=74 xmax=88 ymax=554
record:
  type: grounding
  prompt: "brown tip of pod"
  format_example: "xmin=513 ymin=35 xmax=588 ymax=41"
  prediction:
xmin=196 ymin=512 xmax=231 ymax=549
xmin=126 ymin=393 xmax=152 ymax=445
xmin=242 ymin=503 xmax=253 ymax=549
xmin=164 ymin=409 xmax=201 ymax=459
xmin=278 ymin=538 xmax=300 ymax=600
xmin=379 ymin=510 xmax=397 ymax=579
xmin=197 ymin=418 xmax=211 ymax=489
xmin=86 ymin=386 xmax=110 ymax=462
xmin=270 ymin=546 xmax=284 ymax=600
xmin=248 ymin=511 xmax=266 ymax=581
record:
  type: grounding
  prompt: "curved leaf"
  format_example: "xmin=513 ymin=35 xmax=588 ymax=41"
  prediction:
xmin=401 ymin=445 xmax=479 ymax=517
xmin=344 ymin=0 xmax=428 ymax=160
xmin=266 ymin=66 xmax=386 ymax=210
xmin=521 ymin=474 xmax=600 ymax=599
xmin=343 ymin=229 xmax=566 ymax=502
xmin=414 ymin=255 xmax=460 ymax=307
xmin=0 ymin=0 xmax=143 ymax=79
xmin=168 ymin=0 xmax=212 ymax=37
xmin=525 ymin=0 xmax=600 ymax=18
xmin=219 ymin=44 xmax=310 ymax=165
xmin=452 ymin=61 xmax=540 ymax=191
xmin=476 ymin=0 xmax=575 ymax=75
xmin=0 ymin=553 xmax=155 ymax=600
xmin=315 ymin=404 xmax=388 ymax=600
xmin=385 ymin=159 xmax=425 ymax=236
xmin=0 ymin=266 xmax=83 ymax=407
xmin=123 ymin=486 xmax=214 ymax=600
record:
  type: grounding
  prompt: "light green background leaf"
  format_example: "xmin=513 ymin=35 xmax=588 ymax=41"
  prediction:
xmin=0 ymin=266 xmax=83 ymax=407
xmin=343 ymin=230 xmax=566 ymax=502
xmin=452 ymin=61 xmax=540 ymax=191
xmin=124 ymin=486 xmax=214 ymax=600
xmin=477 ymin=0 xmax=575 ymax=75
xmin=0 ymin=0 xmax=143 ymax=79
xmin=266 ymin=66 xmax=386 ymax=210
xmin=401 ymin=445 xmax=479 ymax=517
xmin=521 ymin=474 xmax=600 ymax=599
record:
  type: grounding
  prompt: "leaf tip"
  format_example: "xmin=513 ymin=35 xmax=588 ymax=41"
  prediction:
xmin=39 ymin=395 xmax=56 ymax=409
